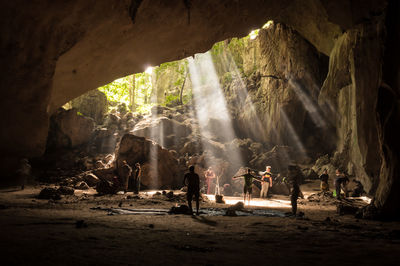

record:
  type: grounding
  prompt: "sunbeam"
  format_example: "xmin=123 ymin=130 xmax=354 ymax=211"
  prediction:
xmin=149 ymin=79 xmax=159 ymax=188
xmin=288 ymin=79 xmax=326 ymax=128
xmin=279 ymin=108 xmax=307 ymax=158
xmin=188 ymin=52 xmax=244 ymax=180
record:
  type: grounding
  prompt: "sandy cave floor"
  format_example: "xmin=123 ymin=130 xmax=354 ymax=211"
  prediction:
xmin=1 ymin=180 xmax=400 ymax=266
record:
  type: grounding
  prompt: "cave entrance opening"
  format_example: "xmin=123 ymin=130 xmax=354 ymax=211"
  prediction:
xmin=50 ymin=18 xmax=335 ymax=208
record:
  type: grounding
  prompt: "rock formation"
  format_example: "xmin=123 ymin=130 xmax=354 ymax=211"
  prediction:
xmin=71 ymin=89 xmax=108 ymax=124
xmin=116 ymin=134 xmax=181 ymax=189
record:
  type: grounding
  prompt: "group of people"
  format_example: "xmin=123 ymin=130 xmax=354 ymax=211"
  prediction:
xmin=119 ymin=161 xmax=142 ymax=194
xmin=203 ymin=165 xmax=274 ymax=198
xmin=183 ymin=164 xmax=303 ymax=216
xmin=319 ymin=168 xmax=365 ymax=199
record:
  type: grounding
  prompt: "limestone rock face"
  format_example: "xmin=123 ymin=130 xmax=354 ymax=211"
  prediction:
xmin=71 ymin=89 xmax=108 ymax=124
xmin=232 ymin=23 xmax=331 ymax=159
xmin=373 ymin=0 xmax=400 ymax=218
xmin=319 ymin=20 xmax=384 ymax=194
xmin=46 ymin=108 xmax=95 ymax=150
xmin=116 ymin=134 xmax=181 ymax=189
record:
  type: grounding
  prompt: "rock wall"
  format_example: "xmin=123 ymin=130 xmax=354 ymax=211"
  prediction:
xmin=374 ymin=0 xmax=400 ymax=218
xmin=233 ymin=23 xmax=331 ymax=159
xmin=319 ymin=19 xmax=384 ymax=194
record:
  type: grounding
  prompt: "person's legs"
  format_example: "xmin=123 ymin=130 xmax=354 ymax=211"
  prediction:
xmin=187 ymin=192 xmax=193 ymax=214
xmin=265 ymin=183 xmax=270 ymax=197
xmin=291 ymin=194 xmax=298 ymax=214
xmin=124 ymin=175 xmax=130 ymax=193
xmin=195 ymin=192 xmax=200 ymax=215
xmin=260 ymin=183 xmax=266 ymax=198
xmin=248 ymin=187 xmax=252 ymax=205
xmin=135 ymin=176 xmax=141 ymax=194
xmin=335 ymin=180 xmax=341 ymax=199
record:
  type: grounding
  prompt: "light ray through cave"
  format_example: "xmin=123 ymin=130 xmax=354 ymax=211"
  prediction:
xmin=188 ymin=52 xmax=244 ymax=176
xmin=149 ymin=78 xmax=159 ymax=188
xmin=288 ymin=79 xmax=326 ymax=128
xmin=279 ymin=108 xmax=307 ymax=158
xmin=218 ymin=47 xmax=278 ymax=143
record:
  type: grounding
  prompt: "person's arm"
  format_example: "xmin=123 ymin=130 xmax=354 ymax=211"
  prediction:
xmin=269 ymin=176 xmax=273 ymax=187
xmin=232 ymin=175 xmax=243 ymax=179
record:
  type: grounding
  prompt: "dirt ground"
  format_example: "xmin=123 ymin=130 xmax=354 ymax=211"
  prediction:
xmin=1 ymin=180 xmax=400 ymax=266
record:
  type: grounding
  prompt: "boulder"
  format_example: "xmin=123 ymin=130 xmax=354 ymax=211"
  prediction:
xmin=71 ymin=89 xmax=108 ymax=124
xmin=57 ymin=186 xmax=75 ymax=195
xmin=47 ymin=108 xmax=95 ymax=150
xmin=116 ymin=134 xmax=181 ymax=189
xmin=132 ymin=117 xmax=192 ymax=150
xmin=91 ymin=168 xmax=115 ymax=182
xmin=75 ymin=181 xmax=90 ymax=190
xmin=38 ymin=187 xmax=61 ymax=200
xmin=82 ymin=173 xmax=100 ymax=187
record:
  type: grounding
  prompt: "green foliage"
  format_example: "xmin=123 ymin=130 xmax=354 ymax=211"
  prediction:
xmin=222 ymin=72 xmax=233 ymax=84
xmin=98 ymin=71 xmax=154 ymax=114
xmin=98 ymin=76 xmax=131 ymax=107
xmin=165 ymin=94 xmax=180 ymax=107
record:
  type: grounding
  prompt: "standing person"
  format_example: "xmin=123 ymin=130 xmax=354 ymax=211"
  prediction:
xmin=233 ymin=168 xmax=258 ymax=205
xmin=319 ymin=169 xmax=330 ymax=192
xmin=334 ymin=169 xmax=349 ymax=199
xmin=204 ymin=166 xmax=216 ymax=194
xmin=260 ymin=166 xmax=273 ymax=198
xmin=287 ymin=164 xmax=302 ymax=215
xmin=120 ymin=161 xmax=132 ymax=193
xmin=183 ymin=165 xmax=200 ymax=215
xmin=132 ymin=163 xmax=141 ymax=194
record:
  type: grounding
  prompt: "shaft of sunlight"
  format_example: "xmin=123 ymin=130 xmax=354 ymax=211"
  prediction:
xmin=280 ymin=108 xmax=307 ymax=157
xmin=188 ymin=52 xmax=243 ymax=170
xmin=289 ymin=79 xmax=326 ymax=128
xmin=149 ymin=90 xmax=159 ymax=188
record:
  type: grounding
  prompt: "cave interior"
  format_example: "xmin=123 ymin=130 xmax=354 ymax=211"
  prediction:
xmin=1 ymin=0 xmax=400 ymax=265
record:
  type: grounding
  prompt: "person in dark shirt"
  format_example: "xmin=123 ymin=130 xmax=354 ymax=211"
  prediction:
xmin=335 ymin=169 xmax=350 ymax=199
xmin=120 ymin=161 xmax=132 ymax=193
xmin=183 ymin=165 xmax=200 ymax=215
xmin=233 ymin=168 xmax=259 ymax=205
xmin=319 ymin=169 xmax=329 ymax=192
xmin=287 ymin=164 xmax=302 ymax=215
